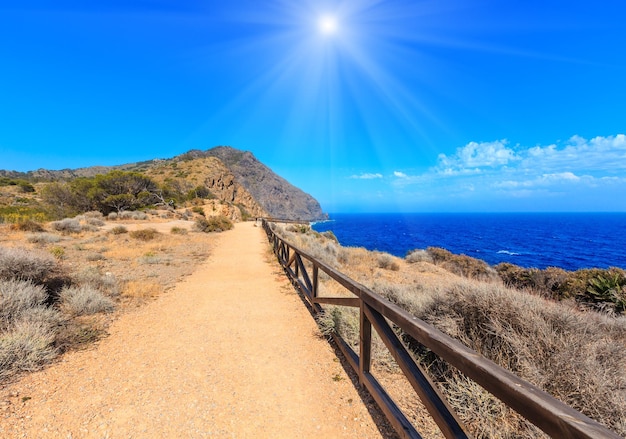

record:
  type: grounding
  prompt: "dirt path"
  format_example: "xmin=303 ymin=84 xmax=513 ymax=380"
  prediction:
xmin=0 ymin=222 xmax=388 ymax=438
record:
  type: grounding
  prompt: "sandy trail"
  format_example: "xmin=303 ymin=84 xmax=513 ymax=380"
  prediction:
xmin=1 ymin=222 xmax=386 ymax=438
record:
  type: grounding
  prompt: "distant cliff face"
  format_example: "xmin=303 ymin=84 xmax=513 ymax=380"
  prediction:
xmin=145 ymin=157 xmax=267 ymax=220
xmin=202 ymin=147 xmax=327 ymax=222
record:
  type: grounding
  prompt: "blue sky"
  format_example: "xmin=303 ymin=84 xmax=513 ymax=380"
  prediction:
xmin=1 ymin=1 xmax=625 ymax=212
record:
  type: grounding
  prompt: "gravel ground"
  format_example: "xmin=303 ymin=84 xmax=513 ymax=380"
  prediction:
xmin=0 ymin=222 xmax=394 ymax=438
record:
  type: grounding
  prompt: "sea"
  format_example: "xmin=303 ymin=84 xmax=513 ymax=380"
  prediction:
xmin=311 ymin=213 xmax=626 ymax=271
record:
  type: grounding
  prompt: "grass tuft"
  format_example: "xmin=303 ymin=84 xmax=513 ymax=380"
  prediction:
xmin=0 ymin=247 xmax=59 ymax=284
xmin=59 ymin=285 xmax=115 ymax=316
xmin=129 ymin=228 xmax=159 ymax=241
xmin=9 ymin=219 xmax=44 ymax=232
xmin=51 ymin=218 xmax=82 ymax=234
xmin=194 ymin=215 xmax=233 ymax=233
xmin=27 ymin=233 xmax=62 ymax=244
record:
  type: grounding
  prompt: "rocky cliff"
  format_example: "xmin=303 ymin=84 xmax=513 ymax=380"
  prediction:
xmin=145 ymin=157 xmax=267 ymax=220
xmin=202 ymin=147 xmax=327 ymax=221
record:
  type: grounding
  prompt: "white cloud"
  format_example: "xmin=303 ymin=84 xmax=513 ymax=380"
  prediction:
xmin=437 ymin=140 xmax=518 ymax=171
xmin=349 ymin=173 xmax=383 ymax=180
xmin=520 ymin=134 xmax=626 ymax=173
xmin=386 ymin=134 xmax=626 ymax=209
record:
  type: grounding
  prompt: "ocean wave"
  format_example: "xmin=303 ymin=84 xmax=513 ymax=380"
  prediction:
xmin=497 ymin=250 xmax=520 ymax=256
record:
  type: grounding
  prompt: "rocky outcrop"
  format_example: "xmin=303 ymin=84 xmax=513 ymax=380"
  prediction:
xmin=146 ymin=157 xmax=267 ymax=219
xmin=202 ymin=147 xmax=327 ymax=221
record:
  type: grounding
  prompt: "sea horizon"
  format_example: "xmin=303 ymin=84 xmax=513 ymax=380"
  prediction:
xmin=312 ymin=212 xmax=626 ymax=272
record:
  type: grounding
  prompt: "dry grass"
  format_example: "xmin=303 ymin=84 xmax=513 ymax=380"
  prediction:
xmin=122 ymin=281 xmax=164 ymax=301
xmin=272 ymin=224 xmax=626 ymax=437
xmin=0 ymin=215 xmax=214 ymax=383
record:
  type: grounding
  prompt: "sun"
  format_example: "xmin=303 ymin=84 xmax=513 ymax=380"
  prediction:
xmin=318 ymin=15 xmax=338 ymax=35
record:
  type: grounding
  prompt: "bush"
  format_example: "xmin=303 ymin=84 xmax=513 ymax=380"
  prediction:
xmin=119 ymin=211 xmax=148 ymax=220
xmin=59 ymin=285 xmax=115 ymax=315
xmin=107 ymin=212 xmax=118 ymax=220
xmin=377 ymin=253 xmax=400 ymax=271
xmin=427 ymin=247 xmax=498 ymax=281
xmin=286 ymin=224 xmax=310 ymax=233
xmin=194 ymin=216 xmax=234 ymax=233
xmin=84 ymin=211 xmax=104 ymax=219
xmin=49 ymin=246 xmax=65 ymax=259
xmin=0 ymin=247 xmax=58 ymax=284
xmin=0 ymin=319 xmax=58 ymax=379
xmin=0 ymin=279 xmax=48 ymax=330
xmin=405 ymin=249 xmax=433 ymax=264
xmin=497 ymin=264 xmax=626 ymax=312
xmin=321 ymin=230 xmax=338 ymax=243
xmin=84 ymin=217 xmax=105 ymax=227
xmin=73 ymin=267 xmax=119 ymax=297
xmin=51 ymin=218 xmax=82 ymax=234
xmin=411 ymin=280 xmax=626 ymax=437
xmin=170 ymin=226 xmax=188 ymax=235
xmin=27 ymin=233 xmax=62 ymax=244
xmin=9 ymin=219 xmax=44 ymax=232
xmin=110 ymin=225 xmax=128 ymax=235
xmin=129 ymin=228 xmax=159 ymax=241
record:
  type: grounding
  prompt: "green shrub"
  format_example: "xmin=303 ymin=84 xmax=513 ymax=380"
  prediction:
xmin=0 ymin=206 xmax=49 ymax=224
xmin=59 ymin=285 xmax=115 ymax=315
xmin=49 ymin=246 xmax=65 ymax=259
xmin=129 ymin=228 xmax=159 ymax=241
xmin=170 ymin=226 xmax=188 ymax=235
xmin=191 ymin=206 xmax=205 ymax=215
xmin=581 ymin=269 xmax=626 ymax=314
xmin=498 ymin=264 xmax=626 ymax=312
xmin=194 ymin=216 xmax=233 ymax=233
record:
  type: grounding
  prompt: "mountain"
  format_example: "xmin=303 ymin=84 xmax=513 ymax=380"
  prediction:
xmin=1 ymin=147 xmax=327 ymax=222
xmin=144 ymin=156 xmax=268 ymax=220
xmin=203 ymin=147 xmax=327 ymax=221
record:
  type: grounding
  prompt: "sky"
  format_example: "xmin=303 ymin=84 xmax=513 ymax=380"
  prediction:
xmin=1 ymin=0 xmax=625 ymax=213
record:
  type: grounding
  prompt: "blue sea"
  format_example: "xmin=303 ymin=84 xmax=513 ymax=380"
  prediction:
xmin=312 ymin=213 xmax=626 ymax=271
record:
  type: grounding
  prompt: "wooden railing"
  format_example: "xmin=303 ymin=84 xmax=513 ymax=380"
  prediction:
xmin=262 ymin=219 xmax=622 ymax=439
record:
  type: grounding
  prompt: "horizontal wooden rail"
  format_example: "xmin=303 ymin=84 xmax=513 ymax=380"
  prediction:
xmin=262 ymin=219 xmax=622 ymax=439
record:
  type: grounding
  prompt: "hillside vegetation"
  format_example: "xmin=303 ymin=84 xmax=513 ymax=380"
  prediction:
xmin=272 ymin=223 xmax=626 ymax=438
xmin=0 ymin=146 xmax=325 ymax=223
